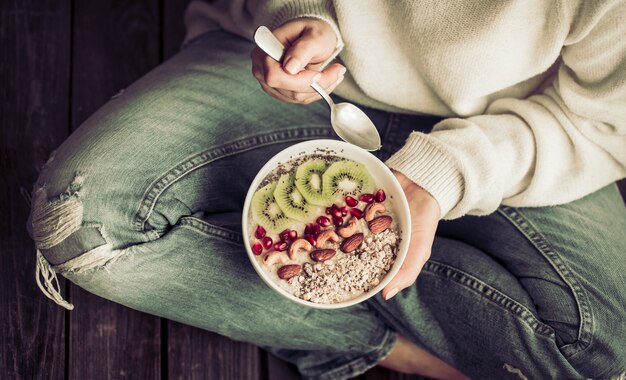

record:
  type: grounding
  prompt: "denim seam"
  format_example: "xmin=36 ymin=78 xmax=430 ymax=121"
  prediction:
xmin=423 ymin=260 xmax=556 ymax=339
xmin=310 ymin=329 xmax=398 ymax=380
xmin=177 ymin=216 xmax=242 ymax=245
xmin=132 ymin=127 xmax=335 ymax=232
xmin=497 ymin=206 xmax=593 ymax=356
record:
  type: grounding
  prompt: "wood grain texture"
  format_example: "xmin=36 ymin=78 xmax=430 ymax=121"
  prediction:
xmin=68 ymin=287 xmax=161 ymax=379
xmin=68 ymin=1 xmax=162 ymax=379
xmin=0 ymin=0 xmax=71 ymax=379
xmin=71 ymin=0 xmax=161 ymax=128
xmin=168 ymin=321 xmax=262 ymax=380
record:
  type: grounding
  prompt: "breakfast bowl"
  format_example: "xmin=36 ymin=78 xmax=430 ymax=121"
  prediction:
xmin=242 ymin=139 xmax=411 ymax=309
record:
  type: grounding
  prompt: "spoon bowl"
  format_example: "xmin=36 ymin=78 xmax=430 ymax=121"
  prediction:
xmin=332 ymin=103 xmax=381 ymax=150
xmin=254 ymin=26 xmax=382 ymax=151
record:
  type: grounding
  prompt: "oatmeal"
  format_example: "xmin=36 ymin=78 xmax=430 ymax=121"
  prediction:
xmin=248 ymin=152 xmax=401 ymax=304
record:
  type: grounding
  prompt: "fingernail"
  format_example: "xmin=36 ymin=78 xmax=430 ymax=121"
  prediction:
xmin=284 ymin=57 xmax=301 ymax=75
xmin=385 ymin=287 xmax=399 ymax=300
xmin=332 ymin=75 xmax=344 ymax=87
xmin=339 ymin=66 xmax=347 ymax=76
xmin=311 ymin=73 xmax=322 ymax=84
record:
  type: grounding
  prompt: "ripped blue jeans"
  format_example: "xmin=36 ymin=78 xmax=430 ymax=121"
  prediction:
xmin=27 ymin=31 xmax=626 ymax=379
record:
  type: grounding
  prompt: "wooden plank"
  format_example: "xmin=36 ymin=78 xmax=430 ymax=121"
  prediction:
xmin=68 ymin=287 xmax=162 ymax=379
xmin=68 ymin=1 xmax=162 ymax=379
xmin=0 ymin=0 xmax=71 ymax=379
xmin=162 ymin=0 xmax=190 ymax=60
xmin=168 ymin=321 xmax=262 ymax=380
xmin=71 ymin=0 xmax=161 ymax=126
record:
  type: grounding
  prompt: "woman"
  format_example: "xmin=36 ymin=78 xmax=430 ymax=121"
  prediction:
xmin=30 ymin=1 xmax=626 ymax=378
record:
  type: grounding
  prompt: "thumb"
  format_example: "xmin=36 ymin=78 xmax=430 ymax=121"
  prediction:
xmin=382 ymin=221 xmax=437 ymax=301
xmin=382 ymin=240 xmax=431 ymax=301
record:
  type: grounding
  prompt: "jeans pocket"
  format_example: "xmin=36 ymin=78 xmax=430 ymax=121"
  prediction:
xmin=498 ymin=205 xmax=593 ymax=356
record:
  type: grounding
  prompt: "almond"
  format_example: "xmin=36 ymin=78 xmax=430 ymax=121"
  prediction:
xmin=340 ymin=233 xmax=364 ymax=253
xmin=368 ymin=215 xmax=392 ymax=234
xmin=310 ymin=249 xmax=336 ymax=262
xmin=277 ymin=264 xmax=302 ymax=280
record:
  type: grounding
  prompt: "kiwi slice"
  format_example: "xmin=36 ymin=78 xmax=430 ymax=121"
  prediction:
xmin=251 ymin=181 xmax=294 ymax=233
xmin=295 ymin=159 xmax=330 ymax=206
xmin=274 ymin=173 xmax=317 ymax=222
xmin=322 ymin=160 xmax=374 ymax=203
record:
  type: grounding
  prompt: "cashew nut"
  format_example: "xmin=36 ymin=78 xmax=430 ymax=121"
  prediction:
xmin=315 ymin=230 xmax=340 ymax=248
xmin=263 ymin=251 xmax=289 ymax=266
xmin=288 ymin=238 xmax=312 ymax=259
xmin=337 ymin=217 xmax=359 ymax=238
xmin=364 ymin=202 xmax=386 ymax=222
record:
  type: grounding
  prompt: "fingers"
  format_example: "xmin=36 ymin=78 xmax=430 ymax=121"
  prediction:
xmin=251 ymin=53 xmax=346 ymax=104
xmin=250 ymin=18 xmax=344 ymax=104
xmin=256 ymin=68 xmax=345 ymax=104
xmin=273 ymin=20 xmax=337 ymax=73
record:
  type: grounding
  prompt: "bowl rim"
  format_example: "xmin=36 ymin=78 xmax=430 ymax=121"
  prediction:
xmin=241 ymin=139 xmax=411 ymax=309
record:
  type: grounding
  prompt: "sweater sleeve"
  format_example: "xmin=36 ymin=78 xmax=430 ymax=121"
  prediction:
xmin=184 ymin=0 xmax=343 ymax=61
xmin=386 ymin=0 xmax=626 ymax=219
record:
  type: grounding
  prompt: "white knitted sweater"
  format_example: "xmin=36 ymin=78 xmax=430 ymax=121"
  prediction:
xmin=185 ymin=0 xmax=626 ymax=219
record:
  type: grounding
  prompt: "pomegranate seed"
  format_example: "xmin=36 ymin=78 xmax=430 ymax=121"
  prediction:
xmin=288 ymin=230 xmax=298 ymax=240
xmin=274 ymin=241 xmax=289 ymax=251
xmin=345 ymin=196 xmax=358 ymax=207
xmin=311 ymin=224 xmax=321 ymax=237
xmin=262 ymin=236 xmax=273 ymax=249
xmin=375 ymin=189 xmax=386 ymax=202
xmin=305 ymin=235 xmax=317 ymax=247
xmin=252 ymin=242 xmax=263 ymax=255
xmin=340 ymin=205 xmax=348 ymax=216
xmin=279 ymin=229 xmax=291 ymax=242
xmin=325 ymin=207 xmax=333 ymax=215
xmin=255 ymin=225 xmax=266 ymax=239
xmin=359 ymin=193 xmax=375 ymax=203
xmin=304 ymin=224 xmax=312 ymax=236
xmin=331 ymin=208 xmax=342 ymax=219
xmin=350 ymin=208 xmax=364 ymax=219
xmin=316 ymin=216 xmax=331 ymax=227
xmin=332 ymin=216 xmax=344 ymax=227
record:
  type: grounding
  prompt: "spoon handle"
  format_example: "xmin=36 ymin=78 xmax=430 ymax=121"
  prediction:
xmin=254 ymin=26 xmax=335 ymax=107
xmin=310 ymin=81 xmax=335 ymax=106
xmin=253 ymin=26 xmax=285 ymax=62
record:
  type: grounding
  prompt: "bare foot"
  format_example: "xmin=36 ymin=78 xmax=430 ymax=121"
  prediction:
xmin=378 ymin=335 xmax=470 ymax=380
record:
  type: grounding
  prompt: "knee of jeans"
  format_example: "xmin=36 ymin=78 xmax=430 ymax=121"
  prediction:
xmin=29 ymin=171 xmax=131 ymax=310
xmin=30 ymin=173 xmax=108 ymax=263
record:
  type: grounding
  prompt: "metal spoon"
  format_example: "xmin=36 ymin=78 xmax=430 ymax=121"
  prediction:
xmin=254 ymin=26 xmax=381 ymax=151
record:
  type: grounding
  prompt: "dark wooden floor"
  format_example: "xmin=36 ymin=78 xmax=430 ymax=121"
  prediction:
xmin=2 ymin=1 xmax=625 ymax=380
xmin=0 ymin=1 xmax=426 ymax=379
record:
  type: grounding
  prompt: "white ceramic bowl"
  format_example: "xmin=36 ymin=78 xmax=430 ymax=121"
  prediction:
xmin=242 ymin=139 xmax=411 ymax=309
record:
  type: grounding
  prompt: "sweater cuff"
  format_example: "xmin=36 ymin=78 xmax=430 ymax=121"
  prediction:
xmin=385 ymin=133 xmax=464 ymax=219
xmin=271 ymin=1 xmax=344 ymax=66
